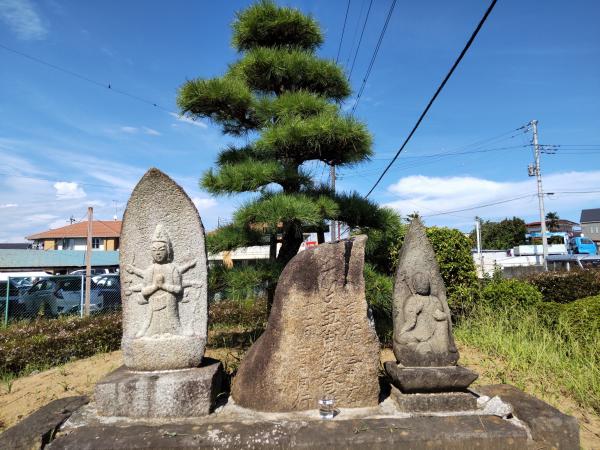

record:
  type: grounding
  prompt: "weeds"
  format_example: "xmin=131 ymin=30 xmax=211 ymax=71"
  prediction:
xmin=1 ymin=373 xmax=15 ymax=394
xmin=455 ymin=303 xmax=600 ymax=413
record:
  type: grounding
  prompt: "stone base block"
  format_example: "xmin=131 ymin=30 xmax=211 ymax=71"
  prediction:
xmin=390 ymin=385 xmax=477 ymax=413
xmin=122 ymin=335 xmax=206 ymax=371
xmin=385 ymin=362 xmax=478 ymax=393
xmin=95 ymin=358 xmax=222 ymax=418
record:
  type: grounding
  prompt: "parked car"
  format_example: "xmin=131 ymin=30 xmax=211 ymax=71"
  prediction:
xmin=18 ymin=277 xmax=102 ymax=317
xmin=0 ymin=279 xmax=23 ymax=319
xmin=94 ymin=274 xmax=121 ymax=310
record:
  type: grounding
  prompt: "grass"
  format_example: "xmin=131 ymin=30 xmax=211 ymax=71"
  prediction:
xmin=455 ymin=304 xmax=600 ymax=414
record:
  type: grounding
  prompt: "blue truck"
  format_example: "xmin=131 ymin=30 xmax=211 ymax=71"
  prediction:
xmin=568 ymin=236 xmax=598 ymax=255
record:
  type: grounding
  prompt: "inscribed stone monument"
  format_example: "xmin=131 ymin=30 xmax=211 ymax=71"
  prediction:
xmin=95 ymin=168 xmax=222 ymax=418
xmin=231 ymin=236 xmax=380 ymax=412
xmin=385 ymin=218 xmax=478 ymax=409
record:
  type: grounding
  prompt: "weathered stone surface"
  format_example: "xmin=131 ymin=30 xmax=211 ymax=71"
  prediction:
xmin=231 ymin=236 xmax=380 ymax=411
xmin=385 ymin=362 xmax=478 ymax=393
xmin=0 ymin=396 xmax=88 ymax=450
xmin=390 ymin=386 xmax=477 ymax=413
xmin=95 ymin=359 xmax=223 ymax=418
xmin=120 ymin=168 xmax=208 ymax=371
xmin=476 ymin=384 xmax=579 ymax=449
xmin=392 ymin=218 xmax=459 ymax=367
xmin=48 ymin=416 xmax=530 ymax=449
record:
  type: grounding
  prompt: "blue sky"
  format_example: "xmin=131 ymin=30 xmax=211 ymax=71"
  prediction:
xmin=0 ymin=0 xmax=599 ymax=242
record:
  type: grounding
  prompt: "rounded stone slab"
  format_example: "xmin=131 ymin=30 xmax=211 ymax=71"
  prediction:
xmin=231 ymin=236 xmax=380 ymax=412
xmin=120 ymin=168 xmax=208 ymax=371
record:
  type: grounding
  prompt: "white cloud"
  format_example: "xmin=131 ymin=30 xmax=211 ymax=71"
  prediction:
xmin=384 ymin=170 xmax=600 ymax=228
xmin=118 ymin=126 xmax=161 ymax=136
xmin=142 ymin=126 xmax=161 ymax=136
xmin=0 ymin=203 xmax=17 ymax=208
xmin=119 ymin=126 xmax=138 ymax=134
xmin=0 ymin=0 xmax=47 ymax=40
xmin=192 ymin=197 xmax=217 ymax=210
xmin=169 ymin=112 xmax=207 ymax=129
xmin=53 ymin=181 xmax=86 ymax=199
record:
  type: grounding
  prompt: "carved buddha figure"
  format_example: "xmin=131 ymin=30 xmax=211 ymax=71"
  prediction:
xmin=126 ymin=224 xmax=184 ymax=337
xmin=398 ymin=272 xmax=451 ymax=357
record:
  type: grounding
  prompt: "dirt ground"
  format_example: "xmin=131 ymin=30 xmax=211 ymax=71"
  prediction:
xmin=2 ymin=345 xmax=599 ymax=449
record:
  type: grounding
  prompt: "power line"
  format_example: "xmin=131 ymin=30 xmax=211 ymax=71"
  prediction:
xmin=0 ymin=42 xmax=171 ymax=113
xmin=422 ymin=193 xmax=536 ymax=218
xmin=347 ymin=0 xmax=373 ymax=81
xmin=336 ymin=0 xmax=352 ymax=64
xmin=344 ymin=0 xmax=367 ymax=68
xmin=350 ymin=0 xmax=397 ymax=115
xmin=364 ymin=0 xmax=498 ymax=197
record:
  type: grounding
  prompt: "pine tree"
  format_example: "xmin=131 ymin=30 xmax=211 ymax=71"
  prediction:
xmin=177 ymin=0 xmax=380 ymax=268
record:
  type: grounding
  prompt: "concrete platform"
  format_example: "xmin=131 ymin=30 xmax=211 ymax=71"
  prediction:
xmin=2 ymin=384 xmax=578 ymax=449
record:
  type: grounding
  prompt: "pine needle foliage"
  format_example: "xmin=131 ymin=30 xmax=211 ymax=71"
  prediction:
xmin=177 ymin=0 xmax=378 ymax=267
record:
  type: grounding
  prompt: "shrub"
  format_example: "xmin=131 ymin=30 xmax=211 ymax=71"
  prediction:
xmin=448 ymin=282 xmax=481 ymax=318
xmin=558 ymin=295 xmax=600 ymax=342
xmin=481 ymin=278 xmax=542 ymax=310
xmin=209 ymin=298 xmax=268 ymax=328
xmin=0 ymin=314 xmax=121 ymax=377
xmin=427 ymin=227 xmax=478 ymax=295
xmin=528 ymin=270 xmax=600 ymax=304
xmin=364 ymin=264 xmax=393 ymax=346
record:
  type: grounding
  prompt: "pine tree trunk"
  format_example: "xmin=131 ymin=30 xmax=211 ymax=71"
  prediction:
xmin=276 ymin=221 xmax=304 ymax=267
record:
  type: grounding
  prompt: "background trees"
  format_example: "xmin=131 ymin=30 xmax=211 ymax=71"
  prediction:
xmin=470 ymin=217 xmax=527 ymax=250
xmin=178 ymin=1 xmax=381 ymax=270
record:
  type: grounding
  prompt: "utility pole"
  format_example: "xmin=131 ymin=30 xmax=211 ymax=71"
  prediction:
xmin=330 ymin=164 xmax=336 ymax=242
xmin=530 ymin=120 xmax=549 ymax=271
xmin=475 ymin=217 xmax=484 ymax=276
xmin=84 ymin=207 xmax=93 ymax=316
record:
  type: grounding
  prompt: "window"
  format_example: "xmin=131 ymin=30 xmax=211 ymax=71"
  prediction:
xmin=92 ymin=238 xmax=101 ymax=249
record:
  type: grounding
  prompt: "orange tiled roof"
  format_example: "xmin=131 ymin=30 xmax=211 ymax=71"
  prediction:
xmin=27 ymin=220 xmax=122 ymax=240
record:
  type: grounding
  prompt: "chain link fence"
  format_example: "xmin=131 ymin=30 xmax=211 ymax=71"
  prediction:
xmin=1 ymin=274 xmax=121 ymax=326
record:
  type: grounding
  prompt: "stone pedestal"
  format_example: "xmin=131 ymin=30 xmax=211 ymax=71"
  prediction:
xmin=390 ymin=386 xmax=477 ymax=413
xmin=385 ymin=362 xmax=478 ymax=393
xmin=95 ymin=359 xmax=223 ymax=419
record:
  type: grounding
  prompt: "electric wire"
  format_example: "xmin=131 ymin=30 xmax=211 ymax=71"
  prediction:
xmin=350 ymin=0 xmax=397 ymax=115
xmin=336 ymin=0 xmax=352 ymax=64
xmin=347 ymin=0 xmax=373 ymax=81
xmin=0 ymin=42 xmax=172 ymax=113
xmin=363 ymin=0 xmax=498 ymax=197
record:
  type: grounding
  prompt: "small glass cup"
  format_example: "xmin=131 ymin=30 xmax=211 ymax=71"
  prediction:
xmin=318 ymin=395 xmax=336 ymax=419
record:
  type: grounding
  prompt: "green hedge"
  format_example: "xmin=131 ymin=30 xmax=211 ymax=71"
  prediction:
xmin=558 ymin=295 xmax=600 ymax=342
xmin=364 ymin=264 xmax=393 ymax=346
xmin=481 ymin=278 xmax=543 ymax=310
xmin=527 ymin=270 xmax=600 ymax=304
xmin=0 ymin=314 xmax=122 ymax=376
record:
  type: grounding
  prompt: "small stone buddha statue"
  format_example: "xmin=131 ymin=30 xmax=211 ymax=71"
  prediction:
xmin=397 ymin=271 xmax=454 ymax=364
xmin=126 ymin=224 xmax=185 ymax=337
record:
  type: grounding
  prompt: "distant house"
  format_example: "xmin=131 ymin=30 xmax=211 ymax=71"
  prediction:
xmin=525 ymin=219 xmax=581 ymax=235
xmin=580 ymin=209 xmax=600 ymax=243
xmin=27 ymin=220 xmax=121 ymax=251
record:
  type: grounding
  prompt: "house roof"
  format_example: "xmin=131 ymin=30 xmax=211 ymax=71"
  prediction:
xmin=26 ymin=220 xmax=122 ymax=240
xmin=0 ymin=243 xmax=30 ymax=250
xmin=581 ymin=209 xmax=600 ymax=223
xmin=525 ymin=219 xmax=579 ymax=227
xmin=0 ymin=249 xmax=119 ymax=270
